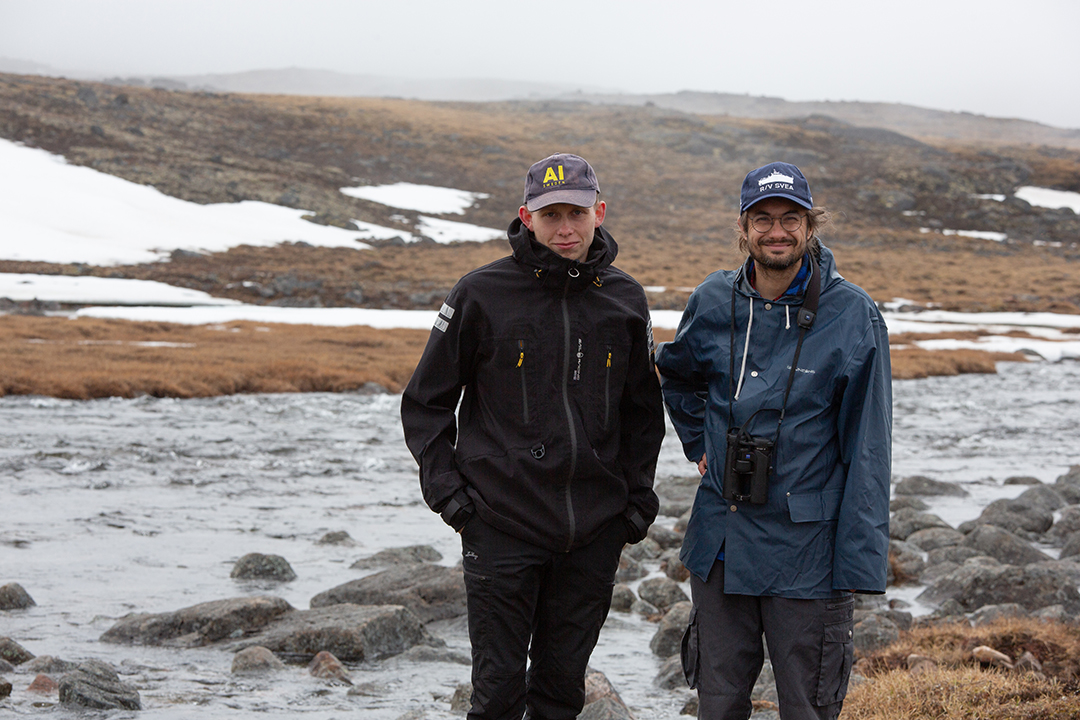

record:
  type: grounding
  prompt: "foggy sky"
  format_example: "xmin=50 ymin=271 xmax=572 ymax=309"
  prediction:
xmin=2 ymin=0 xmax=1077 ymax=129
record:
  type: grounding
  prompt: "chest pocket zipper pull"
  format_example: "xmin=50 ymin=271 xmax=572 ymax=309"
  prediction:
xmin=518 ymin=340 xmax=529 ymax=424
xmin=603 ymin=349 xmax=612 ymax=430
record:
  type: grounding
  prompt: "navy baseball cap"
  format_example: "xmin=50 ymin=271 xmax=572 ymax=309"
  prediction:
xmin=740 ymin=162 xmax=813 ymax=213
xmin=523 ymin=153 xmax=600 ymax=211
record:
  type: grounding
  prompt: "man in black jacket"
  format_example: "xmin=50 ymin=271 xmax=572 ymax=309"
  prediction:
xmin=401 ymin=153 xmax=665 ymax=720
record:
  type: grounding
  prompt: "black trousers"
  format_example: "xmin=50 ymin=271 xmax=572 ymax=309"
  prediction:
xmin=684 ymin=560 xmax=854 ymax=720
xmin=460 ymin=514 xmax=626 ymax=720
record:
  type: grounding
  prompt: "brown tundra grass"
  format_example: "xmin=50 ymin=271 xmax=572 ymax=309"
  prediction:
xmin=0 ymin=317 xmax=1032 ymax=400
xmin=844 ymin=617 xmax=1080 ymax=719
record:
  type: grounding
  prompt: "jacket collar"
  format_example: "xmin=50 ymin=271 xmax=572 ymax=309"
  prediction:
xmin=506 ymin=217 xmax=618 ymax=288
xmin=735 ymin=243 xmax=843 ymax=301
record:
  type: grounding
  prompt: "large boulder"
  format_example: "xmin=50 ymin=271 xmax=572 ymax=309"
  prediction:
xmin=917 ymin=562 xmax=1080 ymax=613
xmin=905 ymin=527 xmax=964 ymax=551
xmin=58 ymin=659 xmax=140 ymax=710
xmin=650 ymin=601 xmax=692 ymax=658
xmin=890 ymin=509 xmax=951 ymax=540
xmin=233 ymin=603 xmax=438 ymax=662
xmin=889 ymin=540 xmax=926 ymax=584
xmin=638 ymin=576 xmax=689 ymax=612
xmin=959 ymin=525 xmax=1052 ymax=566
xmin=100 ymin=595 xmax=294 ymax=646
xmin=958 ymin=497 xmax=1054 ymax=538
xmin=854 ymin=614 xmax=899 ymax=655
xmin=894 ymin=476 xmax=968 ymax=497
xmin=0 ymin=583 xmax=35 ymax=610
xmin=309 ymin=563 xmax=465 ymax=623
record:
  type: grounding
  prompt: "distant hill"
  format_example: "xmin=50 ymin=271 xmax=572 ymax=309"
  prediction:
xmin=571 ymin=91 xmax=1080 ymax=149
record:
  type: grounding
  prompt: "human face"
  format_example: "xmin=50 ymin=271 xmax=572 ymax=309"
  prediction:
xmin=744 ymin=197 xmax=808 ymax=271
xmin=519 ymin=201 xmax=606 ymax=263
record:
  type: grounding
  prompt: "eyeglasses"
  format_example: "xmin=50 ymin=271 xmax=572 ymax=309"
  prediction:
xmin=750 ymin=213 xmax=806 ymax=233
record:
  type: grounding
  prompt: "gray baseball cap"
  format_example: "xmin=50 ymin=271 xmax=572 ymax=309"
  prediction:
xmin=523 ymin=153 xmax=600 ymax=211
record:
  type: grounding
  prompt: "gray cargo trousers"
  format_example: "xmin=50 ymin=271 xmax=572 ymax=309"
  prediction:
xmin=682 ymin=559 xmax=855 ymax=720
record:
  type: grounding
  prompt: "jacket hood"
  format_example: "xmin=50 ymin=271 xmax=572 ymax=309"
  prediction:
xmin=506 ymin=217 xmax=618 ymax=285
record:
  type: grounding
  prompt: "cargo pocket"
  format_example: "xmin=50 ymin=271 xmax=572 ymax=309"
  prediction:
xmin=815 ymin=595 xmax=854 ymax=706
xmin=680 ymin=605 xmax=699 ymax=689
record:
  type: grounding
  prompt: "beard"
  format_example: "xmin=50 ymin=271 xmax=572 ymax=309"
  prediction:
xmin=749 ymin=241 xmax=803 ymax=271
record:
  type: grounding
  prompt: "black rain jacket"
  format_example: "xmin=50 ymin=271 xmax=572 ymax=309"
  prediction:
xmin=400 ymin=219 xmax=665 ymax=552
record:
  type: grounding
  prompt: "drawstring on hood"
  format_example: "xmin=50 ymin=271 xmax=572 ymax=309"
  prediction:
xmin=734 ymin=296 xmax=753 ymax=401
xmin=505 ymin=217 xmax=618 ymax=289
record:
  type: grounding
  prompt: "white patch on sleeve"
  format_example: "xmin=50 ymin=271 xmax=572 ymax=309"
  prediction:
xmin=440 ymin=302 xmax=455 ymax=319
xmin=433 ymin=317 xmax=449 ymax=333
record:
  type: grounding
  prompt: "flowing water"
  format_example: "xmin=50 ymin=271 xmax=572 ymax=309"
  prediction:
xmin=2 ymin=360 xmax=1079 ymax=718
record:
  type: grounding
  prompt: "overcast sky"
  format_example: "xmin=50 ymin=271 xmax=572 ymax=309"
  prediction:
xmin=2 ymin=0 xmax=1077 ymax=129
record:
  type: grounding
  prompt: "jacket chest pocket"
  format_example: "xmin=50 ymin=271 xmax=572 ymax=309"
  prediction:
xmin=476 ymin=332 xmax=546 ymax=446
xmin=586 ymin=336 xmax=631 ymax=442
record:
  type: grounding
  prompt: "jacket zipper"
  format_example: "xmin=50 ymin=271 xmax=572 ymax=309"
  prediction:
xmin=517 ymin=339 xmax=529 ymax=424
xmin=560 ymin=281 xmax=578 ymax=551
xmin=603 ymin=347 xmax=612 ymax=431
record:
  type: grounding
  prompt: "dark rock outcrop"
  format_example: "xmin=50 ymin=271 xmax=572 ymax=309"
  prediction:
xmin=233 ymin=603 xmax=438 ymax=662
xmin=230 ymin=553 xmax=297 ymax=582
xmin=917 ymin=562 xmax=1080 ymax=613
xmin=0 ymin=637 xmax=34 ymax=665
xmin=959 ymin=525 xmax=1052 ymax=566
xmin=0 ymin=583 xmax=36 ymax=610
xmin=310 ymin=563 xmax=466 ymax=623
xmin=58 ymin=659 xmax=141 ymax=710
xmin=100 ymin=595 xmax=294 ymax=646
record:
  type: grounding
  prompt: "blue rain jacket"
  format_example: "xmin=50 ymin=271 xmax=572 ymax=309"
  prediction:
xmin=654 ymin=246 xmax=891 ymax=597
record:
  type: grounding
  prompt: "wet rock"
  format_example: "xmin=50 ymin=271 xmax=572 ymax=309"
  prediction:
xmin=638 ymin=576 xmax=689 ymax=612
xmin=0 ymin=658 xmax=13 ymax=673
xmin=958 ymin=496 xmax=1055 ymax=538
xmin=0 ymin=677 xmax=10 ymax=698
xmin=920 ymin=560 xmax=960 ymax=586
xmin=661 ymin=549 xmax=691 ymax=582
xmin=615 ymin=552 xmax=647 ymax=583
xmin=231 ymin=645 xmax=284 ymax=674
xmin=449 ymin=682 xmax=472 ymax=711
xmin=681 ymin=694 xmax=699 ymax=715
xmin=349 ymin=545 xmax=442 ymax=569
xmin=752 ymin=659 xmax=777 ymax=703
xmin=650 ymin=601 xmax=691 ymax=658
xmin=0 ymin=637 xmax=34 ymax=665
xmin=905 ymin=527 xmax=964 ymax=551
xmin=0 ymin=583 xmax=36 ymax=610
xmin=889 ymin=539 xmax=926 ymax=583
xmin=654 ymin=475 xmax=700 ymax=518
xmin=655 ymin=654 xmax=687 ymax=690
xmin=894 ymin=475 xmax=969 ymax=497
xmin=1014 ymin=485 xmax=1067 ymax=514
xmin=28 ymin=673 xmax=59 ymax=693
xmin=58 ymin=659 xmax=141 ymax=710
xmin=579 ymin=695 xmax=635 ymax=720
xmin=972 ymin=645 xmax=1013 ymax=669
xmin=1059 ymin=532 xmax=1080 ymax=559
xmin=1004 ymin=476 xmax=1042 ymax=486
xmin=310 ymin=563 xmax=466 ymax=623
xmin=308 ymin=650 xmax=352 ymax=684
xmin=969 ymin=603 xmax=1028 ymax=626
xmin=890 ymin=508 xmax=951 ymax=540
xmin=316 ymin=531 xmax=356 ymax=546
xmin=610 ymin=584 xmax=636 ymax=612
xmin=647 ymin=524 xmax=684 ymax=550
xmin=917 ymin=562 xmax=1080 ymax=613
xmin=231 ymin=553 xmax=297 ymax=582
xmin=1032 ymin=604 xmax=1071 ymax=623
xmin=24 ymin=655 xmax=77 ymax=674
xmin=632 ymin=598 xmax=660 ymax=616
xmin=584 ymin=667 xmax=625 ymax=706
xmin=881 ymin=609 xmax=914 ymax=632
xmin=674 ymin=508 xmax=692 ymax=533
xmin=235 ymin=603 xmax=438 ymax=662
xmin=623 ymin=537 xmax=661 ymax=561
xmin=890 ymin=496 xmax=929 ymax=513
xmin=853 ymin=614 xmax=898 ymax=655
xmin=926 ymin=546 xmax=982 ymax=566
xmin=1045 ymin=506 xmax=1080 ymax=546
xmin=959 ymin=525 xmax=1051 ymax=565
xmin=100 ymin=595 xmax=294 ymax=646
xmin=396 ymin=644 xmax=470 ymax=664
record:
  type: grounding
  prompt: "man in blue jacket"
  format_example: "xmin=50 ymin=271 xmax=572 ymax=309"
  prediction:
xmin=654 ymin=162 xmax=891 ymax=720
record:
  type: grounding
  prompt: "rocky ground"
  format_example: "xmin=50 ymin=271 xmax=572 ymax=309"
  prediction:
xmin=4 ymin=467 xmax=1080 ymax=718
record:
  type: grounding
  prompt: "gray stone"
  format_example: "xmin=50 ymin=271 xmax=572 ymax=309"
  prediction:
xmin=316 ymin=531 xmax=356 ymax=546
xmin=0 ymin=677 xmax=10 ymax=699
xmin=674 ymin=508 xmax=692 ymax=533
xmin=1060 ymin=532 xmax=1080 ymax=559
xmin=650 ymin=601 xmax=692 ymax=658
xmin=966 ymin=496 xmax=1055 ymax=538
xmin=1032 ymin=605 xmax=1072 ymax=623
xmin=308 ymin=650 xmax=352 ymax=684
xmin=890 ymin=496 xmax=929 ymax=513
xmin=647 ymin=524 xmax=684 ymax=550
xmin=1055 ymin=465 xmax=1080 ymax=487
xmin=1045 ymin=506 xmax=1080 ymax=546
xmin=0 ymin=637 xmax=35 ymax=665
xmin=615 ymin=552 xmax=647 ymax=583
xmin=622 ymin=537 xmax=662 ymax=561
xmin=752 ymin=660 xmax=777 ymax=703
xmin=926 ymin=546 xmax=982 ymax=566
xmin=349 ymin=545 xmax=442 ymax=569
xmin=579 ymin=695 xmax=635 ymax=720
xmin=969 ymin=603 xmax=1028 ymax=626
xmin=449 ymin=682 xmax=472 ymax=711
xmin=638 ymin=576 xmax=689 ymax=612
xmin=880 ymin=609 xmax=913 ymax=632
xmin=230 ymin=553 xmax=297 ymax=582
xmin=905 ymin=527 xmax=965 ymax=551
xmin=396 ymin=644 xmax=471 ymax=664
xmin=854 ymin=614 xmax=899 ymax=654
xmin=100 ymin=595 xmax=294 ymax=646
xmin=654 ymin=475 xmax=700 ymax=518
xmin=610 ymin=584 xmax=636 ymax=613
xmin=58 ymin=659 xmax=140 ymax=710
xmin=917 ymin=562 xmax=1080 ymax=613
xmin=890 ymin=509 xmax=951 ymax=540
xmin=920 ymin=560 xmax=960 ymax=586
xmin=24 ymin=655 xmax=77 ymax=674
xmin=0 ymin=583 xmax=35 ymax=610
xmin=655 ymin=654 xmax=687 ymax=690
xmin=889 ymin=540 xmax=926 ymax=584
xmin=231 ymin=645 xmax=284 ymax=674
xmin=310 ymin=563 xmax=466 ymax=623
xmin=235 ymin=603 xmax=438 ymax=662
xmin=960 ymin=525 xmax=1051 ymax=565
xmin=894 ymin=476 xmax=968 ymax=497
xmin=1004 ymin=476 xmax=1043 ymax=486
xmin=0 ymin=658 xmax=13 ymax=673
xmin=1015 ymin=485 xmax=1066 ymax=514
xmin=631 ymin=598 xmax=660 ymax=616
xmin=661 ymin=549 xmax=690 ymax=582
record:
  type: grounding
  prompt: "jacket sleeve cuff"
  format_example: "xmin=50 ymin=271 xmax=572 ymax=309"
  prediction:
xmin=439 ymin=489 xmax=474 ymax=531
